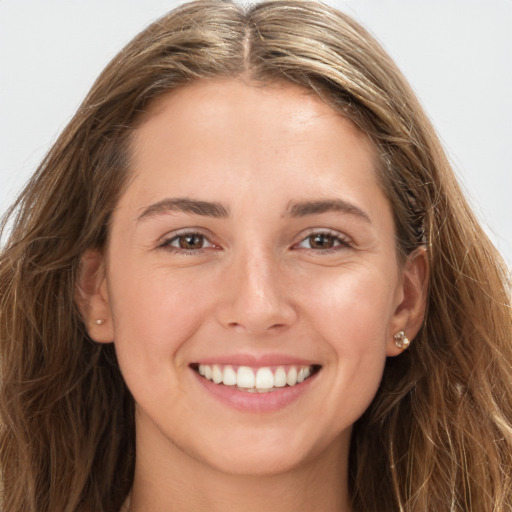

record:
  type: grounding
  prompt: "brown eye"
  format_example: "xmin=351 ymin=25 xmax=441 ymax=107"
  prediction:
xmin=308 ymin=233 xmax=336 ymax=249
xmin=162 ymin=232 xmax=215 ymax=252
xmin=178 ymin=234 xmax=205 ymax=249
xmin=296 ymin=232 xmax=350 ymax=252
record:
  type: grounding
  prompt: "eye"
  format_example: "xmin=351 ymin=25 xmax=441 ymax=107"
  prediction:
xmin=160 ymin=232 xmax=216 ymax=253
xmin=296 ymin=232 xmax=351 ymax=251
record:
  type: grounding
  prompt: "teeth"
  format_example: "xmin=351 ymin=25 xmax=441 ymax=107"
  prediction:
xmin=196 ymin=363 xmax=315 ymax=391
xmin=255 ymin=367 xmax=274 ymax=389
xmin=286 ymin=367 xmax=298 ymax=386
xmin=212 ymin=365 xmax=223 ymax=384
xmin=237 ymin=366 xmax=255 ymax=388
xmin=274 ymin=367 xmax=287 ymax=387
xmin=222 ymin=365 xmax=237 ymax=386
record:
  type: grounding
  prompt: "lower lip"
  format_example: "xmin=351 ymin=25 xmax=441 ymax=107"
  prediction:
xmin=192 ymin=369 xmax=318 ymax=413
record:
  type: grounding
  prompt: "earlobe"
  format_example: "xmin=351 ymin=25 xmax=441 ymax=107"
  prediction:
xmin=75 ymin=249 xmax=115 ymax=343
xmin=386 ymin=246 xmax=429 ymax=356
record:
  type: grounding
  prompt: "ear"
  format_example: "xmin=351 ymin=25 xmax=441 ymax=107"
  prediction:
xmin=75 ymin=249 xmax=115 ymax=343
xmin=386 ymin=246 xmax=429 ymax=356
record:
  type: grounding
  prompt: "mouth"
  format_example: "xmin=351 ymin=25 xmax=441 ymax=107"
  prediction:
xmin=191 ymin=363 xmax=321 ymax=393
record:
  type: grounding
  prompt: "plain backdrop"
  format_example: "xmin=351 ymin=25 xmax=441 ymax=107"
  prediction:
xmin=1 ymin=0 xmax=511 ymax=265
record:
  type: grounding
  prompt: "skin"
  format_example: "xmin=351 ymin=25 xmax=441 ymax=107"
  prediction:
xmin=78 ymin=79 xmax=427 ymax=512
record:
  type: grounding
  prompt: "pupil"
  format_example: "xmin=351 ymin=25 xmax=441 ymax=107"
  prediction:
xmin=310 ymin=234 xmax=333 ymax=249
xmin=179 ymin=234 xmax=203 ymax=249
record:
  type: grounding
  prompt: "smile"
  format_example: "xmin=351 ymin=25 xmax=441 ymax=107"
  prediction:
xmin=193 ymin=364 xmax=320 ymax=393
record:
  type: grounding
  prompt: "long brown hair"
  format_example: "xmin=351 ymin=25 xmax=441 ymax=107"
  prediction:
xmin=1 ymin=1 xmax=511 ymax=510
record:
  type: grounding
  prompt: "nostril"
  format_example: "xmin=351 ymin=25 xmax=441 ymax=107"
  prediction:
xmin=268 ymin=323 xmax=287 ymax=330
xmin=226 ymin=321 xmax=288 ymax=333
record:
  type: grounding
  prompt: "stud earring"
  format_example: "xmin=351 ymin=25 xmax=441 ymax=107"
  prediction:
xmin=95 ymin=319 xmax=105 ymax=325
xmin=394 ymin=331 xmax=410 ymax=349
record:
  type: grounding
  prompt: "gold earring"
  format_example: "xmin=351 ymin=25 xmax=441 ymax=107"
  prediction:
xmin=394 ymin=331 xmax=410 ymax=349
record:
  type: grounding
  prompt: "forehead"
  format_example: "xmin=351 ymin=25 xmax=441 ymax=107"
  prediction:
xmin=140 ymin=78 xmax=341 ymax=128
xmin=120 ymin=79 xmax=391 ymax=226
xmin=130 ymin=79 xmax=378 ymax=181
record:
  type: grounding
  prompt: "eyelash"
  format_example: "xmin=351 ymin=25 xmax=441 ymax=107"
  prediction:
xmin=158 ymin=230 xmax=352 ymax=255
xmin=159 ymin=231 xmax=216 ymax=255
xmin=294 ymin=230 xmax=352 ymax=254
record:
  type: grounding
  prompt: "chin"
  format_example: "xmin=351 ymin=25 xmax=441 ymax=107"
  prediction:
xmin=173 ymin=420 xmax=349 ymax=478
xmin=197 ymin=444 xmax=315 ymax=477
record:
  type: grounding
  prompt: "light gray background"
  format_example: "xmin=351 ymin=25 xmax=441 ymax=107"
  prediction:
xmin=1 ymin=1 xmax=511 ymax=265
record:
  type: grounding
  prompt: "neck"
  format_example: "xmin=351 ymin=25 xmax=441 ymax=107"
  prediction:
xmin=128 ymin=420 xmax=353 ymax=512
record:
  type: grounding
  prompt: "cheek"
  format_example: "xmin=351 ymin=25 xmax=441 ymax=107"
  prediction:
xmin=108 ymin=265 xmax=215 ymax=380
xmin=299 ymin=266 xmax=397 ymax=413
xmin=302 ymin=264 xmax=399 ymax=342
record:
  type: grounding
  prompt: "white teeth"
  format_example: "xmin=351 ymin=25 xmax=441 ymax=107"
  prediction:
xmin=274 ymin=366 xmax=287 ymax=388
xmin=237 ymin=366 xmax=255 ymax=388
xmin=255 ymin=367 xmax=274 ymax=389
xmin=286 ymin=367 xmax=298 ymax=386
xmin=196 ymin=363 xmax=315 ymax=391
xmin=212 ymin=365 xmax=223 ymax=384
xmin=222 ymin=365 xmax=237 ymax=386
xmin=297 ymin=366 xmax=312 ymax=383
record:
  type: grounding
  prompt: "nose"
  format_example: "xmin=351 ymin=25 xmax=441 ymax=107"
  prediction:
xmin=215 ymin=248 xmax=298 ymax=335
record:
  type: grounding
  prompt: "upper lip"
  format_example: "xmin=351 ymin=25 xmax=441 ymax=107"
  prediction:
xmin=191 ymin=353 xmax=319 ymax=367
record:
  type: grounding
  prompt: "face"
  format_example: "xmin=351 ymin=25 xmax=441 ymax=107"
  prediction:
xmin=83 ymin=79 xmax=424 ymax=477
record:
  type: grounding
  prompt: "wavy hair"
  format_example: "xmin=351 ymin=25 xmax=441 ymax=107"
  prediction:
xmin=1 ymin=1 xmax=511 ymax=510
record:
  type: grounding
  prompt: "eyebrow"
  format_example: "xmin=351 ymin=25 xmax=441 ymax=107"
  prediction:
xmin=137 ymin=198 xmax=230 ymax=221
xmin=285 ymin=199 xmax=371 ymax=223
xmin=136 ymin=197 xmax=371 ymax=223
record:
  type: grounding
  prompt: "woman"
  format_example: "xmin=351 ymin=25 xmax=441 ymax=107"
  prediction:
xmin=0 ymin=1 xmax=510 ymax=511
